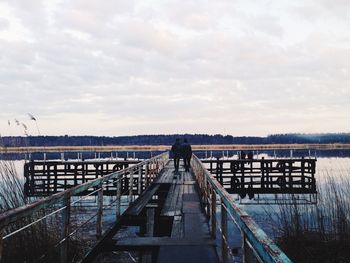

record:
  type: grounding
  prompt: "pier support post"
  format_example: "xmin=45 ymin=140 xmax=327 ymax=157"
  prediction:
xmin=96 ymin=183 xmax=103 ymax=239
xmin=146 ymin=208 xmax=155 ymax=237
xmin=145 ymin=164 xmax=149 ymax=188
xmin=129 ymin=170 xmax=134 ymax=203
xmin=138 ymin=165 xmax=142 ymax=195
xmin=60 ymin=193 xmax=71 ymax=263
xmin=116 ymin=175 xmax=121 ymax=219
xmin=211 ymin=190 xmax=216 ymax=239
xmin=221 ymin=202 xmax=228 ymax=263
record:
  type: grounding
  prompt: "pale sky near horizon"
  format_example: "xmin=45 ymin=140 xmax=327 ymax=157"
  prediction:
xmin=0 ymin=0 xmax=349 ymax=137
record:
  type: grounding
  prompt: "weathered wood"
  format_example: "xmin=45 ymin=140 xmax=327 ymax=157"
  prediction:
xmin=124 ymin=184 xmax=160 ymax=216
xmin=116 ymin=175 xmax=121 ymax=219
xmin=202 ymin=158 xmax=317 ymax=195
xmin=96 ymin=183 xmax=103 ymax=239
xmin=113 ymin=237 xmax=215 ymax=247
xmin=211 ymin=190 xmax=216 ymax=240
xmin=221 ymin=203 xmax=228 ymax=263
xmin=192 ymin=155 xmax=292 ymax=263
xmin=171 ymin=215 xmax=183 ymax=238
xmin=129 ymin=170 xmax=134 ymax=203
xmin=161 ymin=184 xmax=183 ymax=217
xmin=138 ymin=165 xmax=142 ymax=194
xmin=60 ymin=193 xmax=71 ymax=263
xmin=146 ymin=208 xmax=155 ymax=237
xmin=0 ymin=153 xmax=169 ymax=229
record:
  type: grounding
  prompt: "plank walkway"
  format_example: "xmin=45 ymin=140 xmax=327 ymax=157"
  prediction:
xmin=98 ymin=160 xmax=219 ymax=263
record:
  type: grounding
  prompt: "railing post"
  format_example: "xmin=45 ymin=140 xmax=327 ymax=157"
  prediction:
xmin=116 ymin=175 xmax=121 ymax=219
xmin=138 ymin=165 xmax=142 ymax=195
xmin=145 ymin=164 xmax=149 ymax=188
xmin=96 ymin=183 xmax=103 ymax=239
xmin=242 ymin=232 xmax=249 ymax=263
xmin=60 ymin=193 xmax=71 ymax=263
xmin=211 ymin=189 xmax=216 ymax=240
xmin=221 ymin=202 xmax=228 ymax=263
xmin=129 ymin=170 xmax=134 ymax=203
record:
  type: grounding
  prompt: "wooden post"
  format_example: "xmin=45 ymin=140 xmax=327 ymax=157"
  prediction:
xmin=211 ymin=190 xmax=217 ymax=239
xmin=145 ymin=164 xmax=149 ymax=188
xmin=301 ymin=158 xmax=305 ymax=189
xmin=116 ymin=175 xmax=121 ymax=219
xmin=60 ymin=194 xmax=71 ymax=263
xmin=146 ymin=208 xmax=155 ymax=237
xmin=129 ymin=170 xmax=134 ymax=203
xmin=205 ymin=182 xmax=210 ymax=217
xmin=221 ymin=202 xmax=228 ymax=263
xmin=242 ymin=232 xmax=248 ymax=263
xmin=138 ymin=165 xmax=142 ymax=195
xmin=96 ymin=183 xmax=103 ymax=239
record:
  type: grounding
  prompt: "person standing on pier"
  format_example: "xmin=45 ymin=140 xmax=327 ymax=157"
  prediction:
xmin=181 ymin=138 xmax=192 ymax=172
xmin=171 ymin=138 xmax=182 ymax=172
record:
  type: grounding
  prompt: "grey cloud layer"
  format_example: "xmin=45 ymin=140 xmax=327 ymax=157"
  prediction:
xmin=0 ymin=0 xmax=349 ymax=136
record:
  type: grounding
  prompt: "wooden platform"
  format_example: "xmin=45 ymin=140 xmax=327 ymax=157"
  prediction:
xmin=100 ymin=160 xmax=219 ymax=263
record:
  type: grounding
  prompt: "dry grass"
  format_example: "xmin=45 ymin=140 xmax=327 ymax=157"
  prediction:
xmin=0 ymin=161 xmax=83 ymax=262
xmin=268 ymin=170 xmax=350 ymax=262
xmin=1 ymin=143 xmax=350 ymax=153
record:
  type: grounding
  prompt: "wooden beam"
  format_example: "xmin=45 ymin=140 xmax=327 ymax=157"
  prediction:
xmin=113 ymin=237 xmax=216 ymax=248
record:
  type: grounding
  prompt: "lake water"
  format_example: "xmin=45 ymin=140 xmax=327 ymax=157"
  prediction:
xmin=1 ymin=151 xmax=350 ymax=262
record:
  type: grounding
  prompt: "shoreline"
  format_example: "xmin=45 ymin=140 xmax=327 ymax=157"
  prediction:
xmin=1 ymin=143 xmax=350 ymax=153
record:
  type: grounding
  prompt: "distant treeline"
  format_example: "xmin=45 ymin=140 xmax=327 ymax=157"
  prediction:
xmin=1 ymin=133 xmax=350 ymax=147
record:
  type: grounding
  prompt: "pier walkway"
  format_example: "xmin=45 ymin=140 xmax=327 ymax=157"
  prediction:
xmin=88 ymin=160 xmax=219 ymax=262
xmin=0 ymin=153 xmax=292 ymax=263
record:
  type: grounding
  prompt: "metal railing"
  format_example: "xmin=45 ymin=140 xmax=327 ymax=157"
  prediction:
xmin=191 ymin=155 xmax=292 ymax=263
xmin=0 ymin=152 xmax=169 ymax=263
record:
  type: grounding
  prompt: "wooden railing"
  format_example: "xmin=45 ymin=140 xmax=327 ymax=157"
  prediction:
xmin=24 ymin=160 xmax=140 ymax=196
xmin=202 ymin=158 xmax=316 ymax=196
xmin=191 ymin=155 xmax=292 ymax=263
xmin=0 ymin=152 xmax=169 ymax=263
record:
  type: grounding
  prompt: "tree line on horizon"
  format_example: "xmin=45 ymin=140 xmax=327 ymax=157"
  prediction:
xmin=0 ymin=133 xmax=350 ymax=147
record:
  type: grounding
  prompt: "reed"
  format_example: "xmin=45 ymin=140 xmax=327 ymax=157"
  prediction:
xmin=269 ymin=167 xmax=350 ymax=262
xmin=0 ymin=160 xmax=83 ymax=262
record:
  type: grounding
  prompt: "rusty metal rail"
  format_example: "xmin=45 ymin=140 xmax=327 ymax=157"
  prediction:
xmin=0 ymin=152 xmax=169 ymax=263
xmin=191 ymin=155 xmax=292 ymax=263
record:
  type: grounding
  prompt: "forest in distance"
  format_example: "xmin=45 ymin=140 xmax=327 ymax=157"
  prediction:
xmin=1 ymin=133 xmax=350 ymax=147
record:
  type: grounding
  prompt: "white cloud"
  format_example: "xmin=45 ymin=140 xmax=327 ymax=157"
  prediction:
xmin=0 ymin=0 xmax=349 ymax=136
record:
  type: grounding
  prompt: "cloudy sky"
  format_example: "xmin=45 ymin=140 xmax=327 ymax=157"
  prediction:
xmin=0 ymin=0 xmax=349 ymax=136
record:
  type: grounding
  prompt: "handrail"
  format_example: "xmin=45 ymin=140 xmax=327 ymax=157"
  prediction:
xmin=0 ymin=152 xmax=168 ymax=229
xmin=191 ymin=154 xmax=292 ymax=263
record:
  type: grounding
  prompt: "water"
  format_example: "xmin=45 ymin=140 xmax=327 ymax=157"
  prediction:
xmin=2 ymin=151 xmax=350 ymax=262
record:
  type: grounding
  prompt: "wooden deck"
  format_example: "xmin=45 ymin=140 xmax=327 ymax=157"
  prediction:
xmin=91 ymin=160 xmax=219 ymax=263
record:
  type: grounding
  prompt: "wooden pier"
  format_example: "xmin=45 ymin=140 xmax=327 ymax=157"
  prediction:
xmin=83 ymin=160 xmax=219 ymax=262
xmin=1 ymin=153 xmax=293 ymax=263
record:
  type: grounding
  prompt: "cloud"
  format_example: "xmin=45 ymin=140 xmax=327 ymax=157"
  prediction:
xmin=0 ymin=0 xmax=349 ymax=136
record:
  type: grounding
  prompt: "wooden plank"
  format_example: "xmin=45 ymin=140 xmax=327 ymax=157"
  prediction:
xmin=124 ymin=184 xmax=160 ymax=216
xmin=113 ymin=237 xmax=215 ymax=247
xmin=161 ymin=184 xmax=182 ymax=217
xmin=157 ymin=245 xmax=219 ymax=263
xmin=160 ymin=183 xmax=176 ymax=216
xmin=171 ymin=215 xmax=183 ymax=238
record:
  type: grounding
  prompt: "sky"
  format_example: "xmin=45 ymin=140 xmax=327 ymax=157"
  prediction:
xmin=0 ymin=0 xmax=349 ymax=137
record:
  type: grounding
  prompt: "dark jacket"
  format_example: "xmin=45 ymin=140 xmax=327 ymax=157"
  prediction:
xmin=181 ymin=143 xmax=192 ymax=159
xmin=171 ymin=143 xmax=182 ymax=159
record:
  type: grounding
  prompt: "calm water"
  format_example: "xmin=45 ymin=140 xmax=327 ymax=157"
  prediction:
xmin=2 ymin=153 xmax=350 ymax=262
